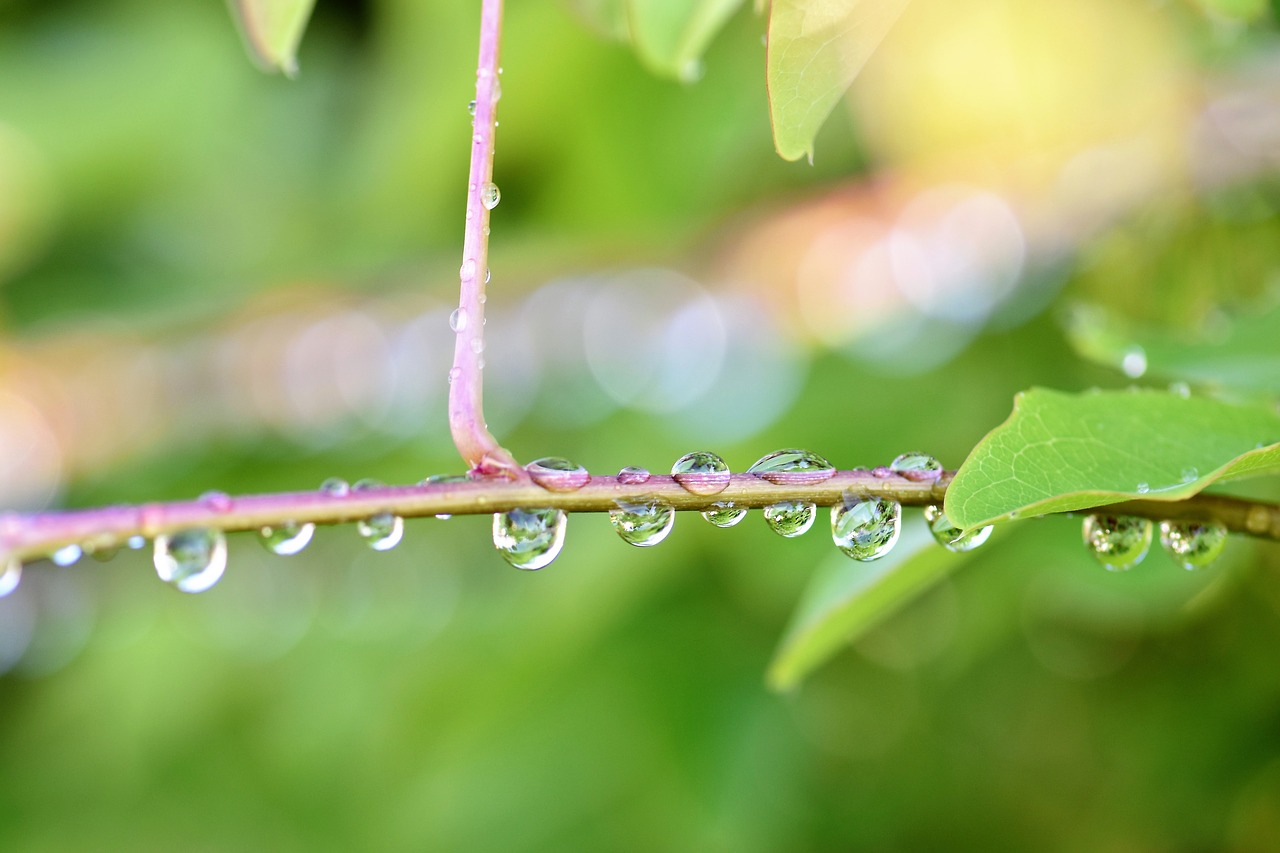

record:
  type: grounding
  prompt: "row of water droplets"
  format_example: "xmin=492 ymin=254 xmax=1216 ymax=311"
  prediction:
xmin=490 ymin=450 xmax=991 ymax=570
xmin=1081 ymin=514 xmax=1228 ymax=572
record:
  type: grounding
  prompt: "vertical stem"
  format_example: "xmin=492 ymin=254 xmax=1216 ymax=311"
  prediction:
xmin=448 ymin=0 xmax=523 ymax=478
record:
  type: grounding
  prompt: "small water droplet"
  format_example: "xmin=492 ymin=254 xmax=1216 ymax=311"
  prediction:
xmin=0 ymin=558 xmax=20 ymax=597
xmin=1082 ymin=515 xmax=1153 ymax=571
xmin=127 ymin=535 xmax=146 ymax=550
xmin=447 ymin=366 xmax=462 ymax=384
xmin=1136 ymin=482 xmax=1150 ymax=494
xmin=871 ymin=466 xmax=894 ymax=479
xmin=154 ymin=528 xmax=227 ymax=593
xmin=1169 ymin=381 xmax=1191 ymax=398
xmin=923 ymin=505 xmax=992 ymax=552
xmin=493 ymin=508 xmax=566 ymax=570
xmin=1180 ymin=467 xmax=1199 ymax=484
xmin=481 ymin=182 xmax=501 ymax=210
xmin=702 ymin=501 xmax=746 ymax=528
xmin=357 ymin=513 xmax=404 ymax=551
xmin=617 ymin=466 xmax=651 ymax=485
xmin=609 ymin=498 xmax=675 ymax=547
xmin=484 ymin=268 xmax=491 ymax=284
xmin=747 ymin=449 xmax=835 ymax=485
xmin=831 ymin=494 xmax=901 ymax=560
xmin=1121 ymin=345 xmax=1148 ymax=379
xmin=259 ymin=521 xmax=315 ymax=556
xmin=87 ymin=542 xmax=119 ymax=562
xmin=460 ymin=259 xmax=477 ymax=279
xmin=1159 ymin=520 xmax=1227 ymax=570
xmin=470 ymin=337 xmax=485 ymax=354
xmin=527 ymin=457 xmax=590 ymax=491
xmin=320 ymin=477 xmax=350 ymax=497
xmin=468 ymin=99 xmax=477 ymax=116
xmin=449 ymin=307 xmax=468 ymax=332
xmin=888 ymin=452 xmax=944 ymax=482
xmin=671 ymin=451 xmax=731 ymax=496
xmin=763 ymin=502 xmax=815 ymax=537
xmin=493 ymin=77 xmax=502 ymax=98
xmin=50 ymin=544 xmax=82 ymax=567
xmin=200 ymin=491 xmax=233 ymax=513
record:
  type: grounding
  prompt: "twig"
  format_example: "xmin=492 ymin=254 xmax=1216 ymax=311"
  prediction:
xmin=448 ymin=0 xmax=523 ymax=478
xmin=3 ymin=470 xmax=1278 ymax=563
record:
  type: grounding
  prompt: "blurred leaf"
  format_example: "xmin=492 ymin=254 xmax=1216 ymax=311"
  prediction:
xmin=946 ymin=388 xmax=1280 ymax=531
xmin=568 ymin=0 xmax=631 ymax=40
xmin=226 ymin=0 xmax=316 ymax=76
xmin=767 ymin=0 xmax=909 ymax=161
xmin=767 ymin=524 xmax=988 ymax=690
xmin=626 ymin=0 xmax=747 ymax=81
xmin=1064 ymin=302 xmax=1280 ymax=395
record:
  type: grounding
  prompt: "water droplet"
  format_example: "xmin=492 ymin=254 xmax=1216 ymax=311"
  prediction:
xmin=671 ymin=451 xmax=731 ymax=496
xmin=481 ymin=182 xmax=501 ymax=210
xmin=493 ymin=77 xmax=502 ymax=98
xmin=527 ymin=457 xmax=590 ymax=492
xmin=763 ymin=502 xmax=815 ymax=538
xmin=357 ymin=513 xmax=404 ymax=551
xmin=831 ymin=494 xmax=901 ymax=560
xmin=888 ymin=452 xmax=944 ymax=482
xmin=1121 ymin=345 xmax=1148 ymax=378
xmin=447 ymin=367 xmax=462 ymax=384
xmin=1180 ymin=467 xmax=1199 ymax=484
xmin=449 ymin=307 xmax=468 ymax=332
xmin=484 ymin=268 xmax=492 ymax=284
xmin=200 ymin=491 xmax=232 ymax=512
xmin=609 ymin=498 xmax=675 ymax=547
xmin=0 ymin=558 xmax=19 ymax=597
xmin=493 ymin=508 xmax=566 ymax=570
xmin=87 ymin=543 xmax=119 ymax=562
xmin=1136 ymin=482 xmax=1150 ymax=494
xmin=259 ymin=521 xmax=315 ymax=556
xmin=747 ymin=449 xmax=835 ymax=485
xmin=1159 ymin=520 xmax=1227 ymax=570
xmin=470 ymin=337 xmax=485 ymax=355
xmin=1169 ymin=381 xmax=1191 ymax=399
xmin=127 ymin=535 xmax=146 ymax=550
xmin=50 ymin=544 xmax=82 ymax=567
xmin=352 ymin=478 xmax=383 ymax=492
xmin=154 ymin=528 xmax=227 ymax=593
xmin=460 ymin=259 xmax=477 ymax=279
xmin=617 ymin=466 xmax=651 ymax=485
xmin=468 ymin=99 xmax=477 ymax=116
xmin=703 ymin=501 xmax=746 ymax=528
xmin=1082 ymin=515 xmax=1153 ymax=571
xmin=320 ymin=477 xmax=350 ymax=497
xmin=422 ymin=473 xmax=471 ymax=519
xmin=871 ymin=466 xmax=893 ymax=479
xmin=923 ymin=505 xmax=991 ymax=552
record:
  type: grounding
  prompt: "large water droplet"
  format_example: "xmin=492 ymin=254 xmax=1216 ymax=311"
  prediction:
xmin=357 ymin=513 xmax=404 ymax=551
xmin=888 ymin=452 xmax=944 ymax=482
xmin=763 ymin=502 xmax=815 ymax=537
xmin=449 ymin=307 xmax=468 ymax=332
xmin=320 ymin=477 xmax=350 ymax=497
xmin=747 ymin=449 xmax=835 ymax=485
xmin=481 ymin=182 xmax=501 ymax=210
xmin=609 ymin=498 xmax=675 ymax=547
xmin=617 ymin=466 xmax=651 ymax=485
xmin=259 ymin=521 xmax=315 ymax=556
xmin=831 ymin=494 xmax=901 ymax=560
xmin=1082 ymin=515 xmax=1153 ymax=571
xmin=671 ymin=451 xmax=731 ymax=496
xmin=154 ymin=528 xmax=227 ymax=593
xmin=0 ymin=558 xmax=21 ymax=598
xmin=527 ymin=457 xmax=590 ymax=491
xmin=51 ymin=544 xmax=82 ymax=567
xmin=1159 ymin=520 xmax=1227 ymax=570
xmin=923 ymin=505 xmax=991 ymax=552
xmin=703 ymin=501 xmax=746 ymax=528
xmin=493 ymin=508 xmax=566 ymax=570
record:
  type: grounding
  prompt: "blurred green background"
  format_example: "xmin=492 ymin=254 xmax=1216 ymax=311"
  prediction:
xmin=2 ymin=0 xmax=1280 ymax=849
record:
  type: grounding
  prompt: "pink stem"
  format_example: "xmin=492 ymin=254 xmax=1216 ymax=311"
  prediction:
xmin=449 ymin=0 xmax=523 ymax=479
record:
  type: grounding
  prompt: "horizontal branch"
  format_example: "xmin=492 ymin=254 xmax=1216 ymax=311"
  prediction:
xmin=2 ymin=470 xmax=1279 ymax=563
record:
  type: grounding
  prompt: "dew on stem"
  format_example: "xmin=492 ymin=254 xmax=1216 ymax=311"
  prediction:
xmin=609 ymin=498 xmax=674 ymax=547
xmin=831 ymin=494 xmax=901 ymax=561
xmin=888 ymin=452 xmax=943 ymax=482
xmin=481 ymin=182 xmax=501 ymax=210
xmin=320 ymin=477 xmax=351 ymax=497
xmin=747 ymin=448 xmax=834 ymax=485
xmin=762 ymin=502 xmax=815 ymax=538
xmin=493 ymin=508 xmax=566 ymax=570
xmin=51 ymin=544 xmax=82 ymax=567
xmin=1082 ymin=515 xmax=1152 ymax=571
xmin=1159 ymin=520 xmax=1227 ymax=570
xmin=357 ymin=513 xmax=405 ymax=551
xmin=259 ymin=521 xmax=315 ymax=556
xmin=617 ymin=466 xmax=652 ymax=485
xmin=703 ymin=501 xmax=746 ymax=528
xmin=671 ymin=451 xmax=731 ymax=496
xmin=0 ymin=559 xmax=21 ymax=598
xmin=923 ymin=505 xmax=991 ymax=552
xmin=527 ymin=457 xmax=590 ymax=492
xmin=154 ymin=528 xmax=227 ymax=594
xmin=450 ymin=307 xmax=468 ymax=332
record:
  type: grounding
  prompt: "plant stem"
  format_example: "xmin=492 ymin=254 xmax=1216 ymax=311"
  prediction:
xmin=449 ymin=0 xmax=523 ymax=478
xmin=3 ymin=471 xmax=1279 ymax=563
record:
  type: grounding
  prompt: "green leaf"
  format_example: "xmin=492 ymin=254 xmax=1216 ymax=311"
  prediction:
xmin=767 ymin=0 xmax=909 ymax=161
xmin=767 ymin=524 xmax=989 ymax=691
xmin=1064 ymin=302 xmax=1280 ymax=395
xmin=945 ymin=388 xmax=1280 ymax=531
xmin=226 ymin=0 xmax=316 ymax=77
xmin=626 ymin=0 xmax=747 ymax=81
